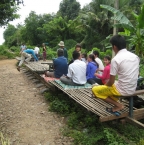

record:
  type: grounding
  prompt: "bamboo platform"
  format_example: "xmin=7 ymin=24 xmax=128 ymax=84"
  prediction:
xmin=21 ymin=61 xmax=144 ymax=124
xmin=24 ymin=61 xmax=53 ymax=73
xmin=49 ymin=80 xmax=144 ymax=122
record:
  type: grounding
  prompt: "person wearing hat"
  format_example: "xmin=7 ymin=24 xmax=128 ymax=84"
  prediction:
xmin=58 ymin=41 xmax=68 ymax=61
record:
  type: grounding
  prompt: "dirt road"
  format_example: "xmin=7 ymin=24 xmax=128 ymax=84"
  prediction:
xmin=0 ymin=59 xmax=72 ymax=145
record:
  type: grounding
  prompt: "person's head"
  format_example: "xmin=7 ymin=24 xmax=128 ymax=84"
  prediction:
xmin=82 ymin=53 xmax=87 ymax=59
xmin=93 ymin=51 xmax=99 ymax=58
xmin=87 ymin=54 xmax=95 ymax=62
xmin=57 ymin=49 xmax=64 ymax=57
xmin=42 ymin=43 xmax=45 ymax=47
xmin=58 ymin=41 xmax=64 ymax=48
xmin=103 ymin=55 xmax=111 ymax=66
xmin=75 ymin=43 xmax=81 ymax=52
xmin=110 ymin=35 xmax=126 ymax=53
xmin=73 ymin=51 xmax=81 ymax=60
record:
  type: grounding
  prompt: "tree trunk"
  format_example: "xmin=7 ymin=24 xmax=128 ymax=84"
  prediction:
xmin=112 ymin=0 xmax=119 ymax=58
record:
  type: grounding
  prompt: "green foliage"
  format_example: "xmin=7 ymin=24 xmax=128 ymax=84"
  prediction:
xmin=0 ymin=0 xmax=23 ymax=26
xmin=137 ymin=139 xmax=144 ymax=145
xmin=101 ymin=3 xmax=144 ymax=57
xmin=47 ymin=48 xmax=57 ymax=60
xmin=59 ymin=0 xmax=80 ymax=20
xmin=44 ymin=91 xmax=144 ymax=145
xmin=0 ymin=132 xmax=10 ymax=145
xmin=64 ymin=39 xmax=77 ymax=50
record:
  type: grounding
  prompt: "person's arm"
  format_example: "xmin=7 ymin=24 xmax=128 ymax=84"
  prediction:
xmin=106 ymin=59 xmax=118 ymax=86
xmin=95 ymin=66 xmax=108 ymax=80
xmin=86 ymin=63 xmax=91 ymax=76
xmin=106 ymin=75 xmax=115 ymax=86
xmin=65 ymin=48 xmax=68 ymax=59
xmin=32 ymin=51 xmax=38 ymax=61
xmin=66 ymin=66 xmax=73 ymax=79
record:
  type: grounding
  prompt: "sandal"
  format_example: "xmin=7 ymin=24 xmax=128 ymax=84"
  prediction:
xmin=106 ymin=107 xmax=121 ymax=116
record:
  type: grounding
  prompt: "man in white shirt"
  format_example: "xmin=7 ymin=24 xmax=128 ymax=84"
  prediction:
xmin=60 ymin=51 xmax=86 ymax=86
xmin=92 ymin=35 xmax=139 ymax=116
xmin=34 ymin=45 xmax=40 ymax=58
xmin=20 ymin=43 xmax=27 ymax=53
xmin=93 ymin=51 xmax=104 ymax=71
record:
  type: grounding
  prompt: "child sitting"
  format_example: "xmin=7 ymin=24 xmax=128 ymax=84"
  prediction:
xmin=94 ymin=55 xmax=111 ymax=85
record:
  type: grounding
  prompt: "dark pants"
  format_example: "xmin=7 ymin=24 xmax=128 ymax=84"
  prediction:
xmin=87 ymin=78 xmax=103 ymax=85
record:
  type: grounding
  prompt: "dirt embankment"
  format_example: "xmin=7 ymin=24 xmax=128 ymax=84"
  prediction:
xmin=0 ymin=59 xmax=72 ymax=145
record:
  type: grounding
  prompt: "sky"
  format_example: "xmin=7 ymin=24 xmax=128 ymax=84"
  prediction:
xmin=0 ymin=0 xmax=92 ymax=45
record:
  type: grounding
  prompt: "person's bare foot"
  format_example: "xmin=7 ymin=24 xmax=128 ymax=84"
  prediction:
xmin=17 ymin=67 xmax=20 ymax=72
xmin=112 ymin=105 xmax=124 ymax=112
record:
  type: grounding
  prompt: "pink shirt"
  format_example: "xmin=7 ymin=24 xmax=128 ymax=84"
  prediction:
xmin=96 ymin=64 xmax=110 ymax=84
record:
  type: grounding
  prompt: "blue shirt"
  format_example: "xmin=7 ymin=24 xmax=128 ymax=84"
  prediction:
xmin=57 ymin=48 xmax=68 ymax=60
xmin=54 ymin=56 xmax=68 ymax=78
xmin=86 ymin=62 xmax=98 ymax=80
xmin=24 ymin=49 xmax=38 ymax=61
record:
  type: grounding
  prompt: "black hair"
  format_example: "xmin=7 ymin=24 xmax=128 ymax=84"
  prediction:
xmin=73 ymin=51 xmax=80 ymax=60
xmin=75 ymin=43 xmax=81 ymax=51
xmin=82 ymin=53 xmax=87 ymax=59
xmin=110 ymin=35 xmax=126 ymax=50
xmin=104 ymin=55 xmax=111 ymax=62
xmin=93 ymin=51 xmax=99 ymax=57
xmin=88 ymin=54 xmax=99 ymax=67
xmin=57 ymin=49 xmax=64 ymax=57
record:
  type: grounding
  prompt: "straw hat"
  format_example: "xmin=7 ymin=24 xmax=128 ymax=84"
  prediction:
xmin=58 ymin=41 xmax=64 ymax=46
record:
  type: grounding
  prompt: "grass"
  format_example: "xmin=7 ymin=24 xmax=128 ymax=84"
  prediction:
xmin=44 ymin=91 xmax=144 ymax=145
xmin=0 ymin=132 xmax=10 ymax=145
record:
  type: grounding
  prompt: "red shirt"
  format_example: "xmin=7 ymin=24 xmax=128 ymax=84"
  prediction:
xmin=96 ymin=64 xmax=110 ymax=84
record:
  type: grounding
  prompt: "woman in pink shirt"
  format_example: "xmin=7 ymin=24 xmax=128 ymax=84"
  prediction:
xmin=94 ymin=55 xmax=111 ymax=85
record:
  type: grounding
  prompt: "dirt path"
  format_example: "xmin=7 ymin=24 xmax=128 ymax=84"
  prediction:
xmin=0 ymin=59 xmax=72 ymax=145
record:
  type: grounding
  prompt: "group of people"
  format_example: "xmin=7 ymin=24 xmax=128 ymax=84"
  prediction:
xmin=45 ymin=41 xmax=111 ymax=87
xmin=18 ymin=35 xmax=140 ymax=116
xmin=45 ymin=35 xmax=140 ymax=116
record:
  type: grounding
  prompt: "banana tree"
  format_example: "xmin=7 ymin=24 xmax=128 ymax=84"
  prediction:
xmin=100 ymin=4 xmax=144 ymax=57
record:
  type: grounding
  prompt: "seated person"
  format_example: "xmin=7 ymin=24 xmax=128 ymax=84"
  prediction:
xmin=68 ymin=43 xmax=82 ymax=65
xmin=92 ymin=35 xmax=139 ymax=115
xmin=45 ymin=49 xmax=68 ymax=78
xmin=86 ymin=54 xmax=99 ymax=84
xmin=81 ymin=53 xmax=87 ymax=63
xmin=60 ymin=51 xmax=86 ymax=86
xmin=94 ymin=55 xmax=111 ymax=85
xmin=93 ymin=50 xmax=104 ymax=74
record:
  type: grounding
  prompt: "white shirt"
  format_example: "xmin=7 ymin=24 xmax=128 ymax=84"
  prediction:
xmin=67 ymin=59 xmax=86 ymax=84
xmin=111 ymin=49 xmax=139 ymax=95
xmin=34 ymin=47 xmax=40 ymax=54
xmin=20 ymin=45 xmax=26 ymax=52
xmin=95 ymin=57 xmax=104 ymax=71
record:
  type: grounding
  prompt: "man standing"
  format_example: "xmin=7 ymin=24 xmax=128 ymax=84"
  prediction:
xmin=92 ymin=35 xmax=139 ymax=116
xmin=58 ymin=41 xmax=68 ymax=60
xmin=17 ymin=49 xmax=38 ymax=72
xmin=60 ymin=51 xmax=86 ymax=86
xmin=45 ymin=49 xmax=68 ymax=78
xmin=20 ymin=43 xmax=27 ymax=52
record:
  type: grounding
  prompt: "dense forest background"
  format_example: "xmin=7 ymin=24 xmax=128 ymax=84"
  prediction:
xmin=1 ymin=0 xmax=144 ymax=59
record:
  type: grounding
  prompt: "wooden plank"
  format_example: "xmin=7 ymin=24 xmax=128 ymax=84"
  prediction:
xmin=121 ymin=90 xmax=144 ymax=98
xmin=100 ymin=112 xmax=129 ymax=122
xmin=126 ymin=117 xmax=144 ymax=128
